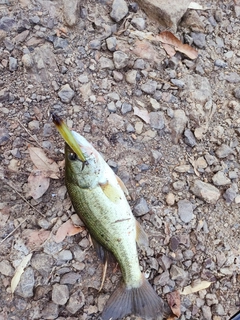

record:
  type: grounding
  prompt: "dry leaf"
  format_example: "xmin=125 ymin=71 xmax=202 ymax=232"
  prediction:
xmin=166 ymin=291 xmax=181 ymax=318
xmin=54 ymin=219 xmax=84 ymax=243
xmin=188 ymin=2 xmax=209 ymax=10
xmin=29 ymin=147 xmax=60 ymax=179
xmin=132 ymin=39 xmax=158 ymax=61
xmin=11 ymin=253 xmax=33 ymax=294
xmin=157 ymin=31 xmax=198 ymax=60
xmin=23 ymin=229 xmax=51 ymax=250
xmin=28 ymin=170 xmax=50 ymax=199
xmin=133 ymin=106 xmax=150 ymax=123
xmin=161 ymin=43 xmax=176 ymax=57
xmin=180 ymin=280 xmax=212 ymax=295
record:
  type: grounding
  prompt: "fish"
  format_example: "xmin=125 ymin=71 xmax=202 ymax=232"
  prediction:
xmin=52 ymin=113 xmax=166 ymax=320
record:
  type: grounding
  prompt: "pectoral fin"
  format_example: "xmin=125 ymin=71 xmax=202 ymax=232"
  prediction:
xmin=99 ymin=181 xmax=122 ymax=203
xmin=115 ymin=174 xmax=129 ymax=196
xmin=135 ymin=220 xmax=149 ymax=248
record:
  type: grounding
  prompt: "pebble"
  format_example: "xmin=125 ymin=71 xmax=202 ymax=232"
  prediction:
xmin=171 ymin=79 xmax=185 ymax=88
xmin=89 ymin=39 xmax=101 ymax=50
xmin=28 ymin=120 xmax=39 ymax=131
xmin=22 ymin=53 xmax=33 ymax=69
xmin=62 ymin=0 xmax=79 ymax=26
xmin=78 ymin=74 xmax=89 ymax=83
xmin=131 ymin=17 xmax=146 ymax=30
xmin=107 ymin=101 xmax=117 ymax=112
xmin=121 ymin=102 xmax=132 ymax=114
xmin=125 ymin=70 xmax=137 ymax=84
xmin=43 ymin=123 xmax=52 ymax=136
xmin=66 ymin=290 xmax=85 ymax=314
xmin=149 ymin=98 xmax=161 ymax=111
xmin=214 ymin=59 xmax=227 ymax=68
xmin=141 ymin=80 xmax=157 ymax=95
xmin=110 ymin=0 xmax=128 ymax=22
xmin=0 ymin=259 xmax=14 ymax=276
xmin=99 ymin=56 xmax=115 ymax=70
xmin=202 ymin=305 xmax=212 ymax=320
xmin=53 ymin=37 xmax=69 ymax=49
xmin=184 ymin=129 xmax=196 ymax=147
xmin=191 ymin=32 xmax=206 ymax=48
xmin=212 ymin=171 xmax=231 ymax=186
xmin=56 ymin=249 xmax=73 ymax=261
xmin=31 ymin=253 xmax=54 ymax=276
xmin=134 ymin=58 xmax=145 ymax=69
xmin=134 ymin=197 xmax=149 ymax=216
xmin=215 ymin=144 xmax=234 ymax=158
xmin=113 ymin=51 xmax=129 ymax=69
xmin=177 ymin=199 xmax=194 ymax=223
xmin=154 ymin=271 xmax=170 ymax=286
xmin=9 ymin=56 xmax=18 ymax=71
xmin=0 ymin=127 xmax=10 ymax=146
xmin=15 ymin=267 xmax=35 ymax=298
xmin=170 ymin=265 xmax=187 ymax=281
xmin=169 ymin=236 xmax=180 ymax=252
xmin=166 ymin=192 xmax=175 ymax=206
xmin=149 ymin=112 xmax=165 ymax=130
xmin=173 ymin=180 xmax=185 ymax=191
xmin=52 ymin=284 xmax=69 ymax=305
xmin=233 ymin=87 xmax=240 ymax=99
xmin=58 ymin=84 xmax=75 ymax=103
xmin=106 ymin=36 xmax=117 ymax=51
xmin=60 ymin=272 xmax=81 ymax=285
xmin=191 ymin=179 xmax=220 ymax=204
xmin=41 ymin=302 xmax=59 ymax=319
xmin=170 ymin=109 xmax=188 ymax=143
xmin=225 ymin=72 xmax=240 ymax=83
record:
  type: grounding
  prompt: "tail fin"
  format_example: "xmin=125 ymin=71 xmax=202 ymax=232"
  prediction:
xmin=101 ymin=274 xmax=165 ymax=320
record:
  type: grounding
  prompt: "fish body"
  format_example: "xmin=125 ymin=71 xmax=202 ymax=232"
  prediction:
xmin=52 ymin=114 xmax=165 ymax=320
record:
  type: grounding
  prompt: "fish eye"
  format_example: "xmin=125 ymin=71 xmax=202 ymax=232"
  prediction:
xmin=68 ymin=152 xmax=77 ymax=161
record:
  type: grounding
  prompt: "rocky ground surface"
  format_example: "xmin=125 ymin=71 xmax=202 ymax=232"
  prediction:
xmin=0 ymin=0 xmax=240 ymax=319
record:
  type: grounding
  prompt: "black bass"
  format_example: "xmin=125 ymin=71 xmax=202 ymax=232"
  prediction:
xmin=52 ymin=114 xmax=165 ymax=320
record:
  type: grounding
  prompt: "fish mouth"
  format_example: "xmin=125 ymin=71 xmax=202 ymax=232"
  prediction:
xmin=52 ymin=113 xmax=86 ymax=162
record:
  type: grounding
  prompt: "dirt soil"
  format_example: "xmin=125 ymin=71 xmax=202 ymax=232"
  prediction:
xmin=0 ymin=0 xmax=240 ymax=319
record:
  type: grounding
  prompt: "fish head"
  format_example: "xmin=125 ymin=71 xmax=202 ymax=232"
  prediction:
xmin=65 ymin=131 xmax=105 ymax=188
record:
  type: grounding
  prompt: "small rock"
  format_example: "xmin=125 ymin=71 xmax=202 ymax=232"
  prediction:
xmin=214 ymin=59 xmax=227 ymax=68
xmin=215 ymin=144 xmax=234 ymax=158
xmin=29 ymin=15 xmax=40 ymax=24
xmin=201 ymin=305 xmax=212 ymax=320
xmin=191 ymin=180 xmax=220 ymax=204
xmin=191 ymin=32 xmax=206 ymax=48
xmin=184 ymin=129 xmax=197 ymax=147
xmin=113 ymin=51 xmax=129 ymax=69
xmin=169 ymin=236 xmax=180 ymax=251
xmin=170 ymin=109 xmax=188 ymax=143
xmin=134 ymin=197 xmax=149 ymax=216
xmin=166 ymin=192 xmax=175 ymax=206
xmin=58 ymin=84 xmax=75 ymax=103
xmin=149 ymin=112 xmax=165 ymax=129
xmin=9 ymin=56 xmax=18 ymax=71
xmin=141 ymin=80 xmax=157 ymax=94
xmin=121 ymin=102 xmax=132 ymax=114
xmin=170 ymin=265 xmax=187 ymax=281
xmin=31 ymin=253 xmax=54 ymax=276
xmin=125 ymin=69 xmax=137 ymax=84
xmin=0 ymin=29 xmax=7 ymax=42
xmin=223 ymin=188 xmax=237 ymax=203
xmin=106 ymin=36 xmax=117 ymax=52
xmin=62 ymin=0 xmax=79 ymax=26
xmin=66 ymin=290 xmax=85 ymax=314
xmin=196 ymin=156 xmax=207 ymax=169
xmin=150 ymin=98 xmax=161 ymax=111
xmin=107 ymin=101 xmax=117 ymax=112
xmin=60 ymin=272 xmax=81 ymax=285
xmin=171 ymin=79 xmax=185 ymax=88
xmin=154 ymin=271 xmax=170 ymax=286
xmin=15 ymin=267 xmax=35 ymax=298
xmin=212 ymin=303 xmax=225 ymax=316
xmin=52 ymin=284 xmax=69 ymax=305
xmin=28 ymin=120 xmax=39 ymax=131
xmin=22 ymin=53 xmax=33 ymax=69
xmin=56 ymin=250 xmax=73 ymax=261
xmin=173 ymin=180 xmax=185 ymax=191
xmin=0 ymin=127 xmax=10 ymax=146
xmin=177 ymin=199 xmax=194 ymax=223
xmin=0 ymin=260 xmax=14 ymax=276
xmin=0 ymin=89 xmax=9 ymax=102
xmin=225 ymin=72 xmax=240 ymax=83
xmin=43 ymin=123 xmax=52 ymax=136
xmin=113 ymin=70 xmax=123 ymax=81
xmin=53 ymin=37 xmax=68 ymax=49
xmin=99 ymin=56 xmax=115 ymax=70
xmin=212 ymin=171 xmax=231 ymax=186
xmin=41 ymin=302 xmax=59 ymax=319
xmin=110 ymin=0 xmax=128 ymax=22
xmin=233 ymin=87 xmax=240 ymax=99
xmin=131 ymin=17 xmax=146 ymax=30
xmin=89 ymin=39 xmax=101 ymax=50
xmin=107 ymin=92 xmax=120 ymax=101
xmin=78 ymin=74 xmax=89 ymax=83
xmin=134 ymin=58 xmax=145 ymax=69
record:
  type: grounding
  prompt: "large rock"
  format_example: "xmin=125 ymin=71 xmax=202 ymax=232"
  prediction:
xmin=135 ymin=0 xmax=191 ymax=32
xmin=62 ymin=0 xmax=79 ymax=26
xmin=191 ymin=180 xmax=220 ymax=204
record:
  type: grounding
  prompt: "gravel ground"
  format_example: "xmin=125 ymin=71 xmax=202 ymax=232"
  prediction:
xmin=0 ymin=0 xmax=240 ymax=319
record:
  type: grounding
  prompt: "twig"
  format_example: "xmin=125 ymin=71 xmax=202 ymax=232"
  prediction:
xmin=16 ymin=118 xmax=42 ymax=148
xmin=0 ymin=217 xmax=27 ymax=245
xmin=6 ymin=182 xmax=44 ymax=217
